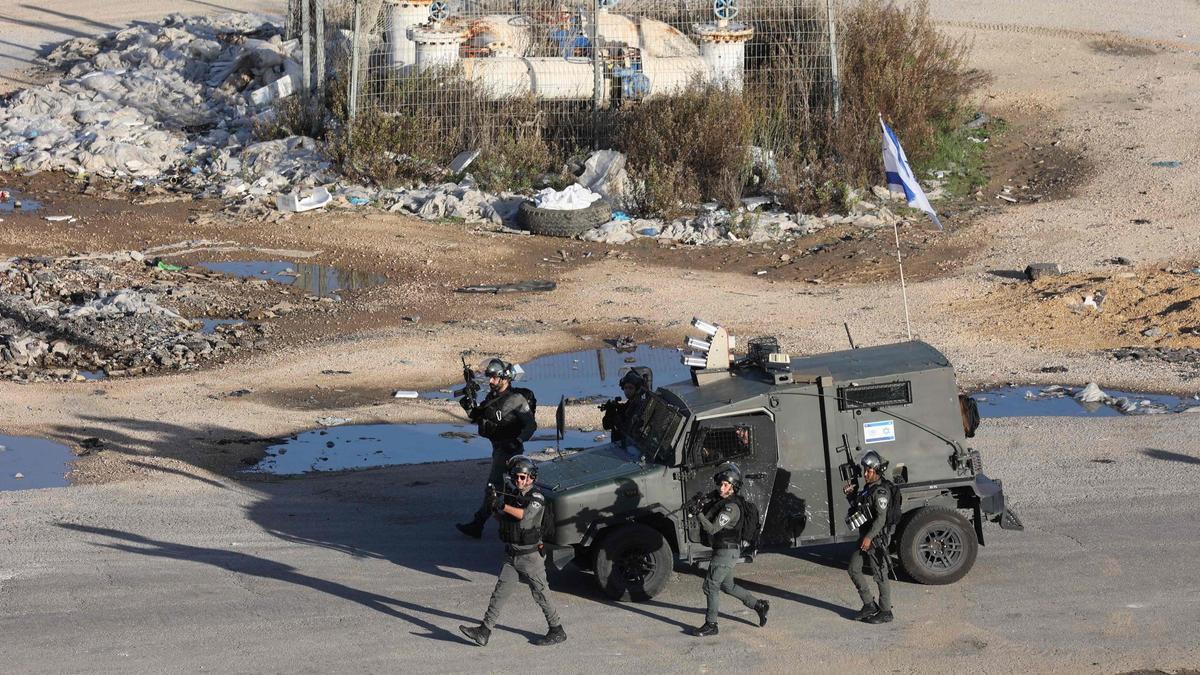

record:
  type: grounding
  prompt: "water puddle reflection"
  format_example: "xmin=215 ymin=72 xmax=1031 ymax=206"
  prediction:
xmin=244 ymin=423 xmax=609 ymax=475
xmin=426 ymin=345 xmax=692 ymax=402
xmin=974 ymin=385 xmax=1199 ymax=417
xmin=0 ymin=188 xmax=42 ymax=213
xmin=0 ymin=434 xmax=76 ymax=490
xmin=198 ymin=260 xmax=386 ymax=299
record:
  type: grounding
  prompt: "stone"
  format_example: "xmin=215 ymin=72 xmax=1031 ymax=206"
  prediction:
xmin=1025 ymin=262 xmax=1063 ymax=280
xmin=1142 ymin=327 xmax=1162 ymax=338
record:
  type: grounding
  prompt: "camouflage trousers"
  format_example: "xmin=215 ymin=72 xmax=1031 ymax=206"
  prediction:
xmin=482 ymin=548 xmax=560 ymax=630
xmin=848 ymin=546 xmax=892 ymax=611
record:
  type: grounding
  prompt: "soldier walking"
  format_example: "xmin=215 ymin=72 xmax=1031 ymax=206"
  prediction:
xmin=687 ymin=462 xmax=769 ymax=637
xmin=844 ymin=451 xmax=896 ymax=624
xmin=459 ymin=456 xmax=567 ymax=647
xmin=456 ymin=358 xmax=537 ymax=539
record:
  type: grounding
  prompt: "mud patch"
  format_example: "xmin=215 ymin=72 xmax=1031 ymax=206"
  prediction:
xmin=1089 ymin=38 xmax=1158 ymax=58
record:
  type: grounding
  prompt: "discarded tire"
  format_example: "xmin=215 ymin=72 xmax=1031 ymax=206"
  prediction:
xmin=519 ymin=199 xmax=612 ymax=238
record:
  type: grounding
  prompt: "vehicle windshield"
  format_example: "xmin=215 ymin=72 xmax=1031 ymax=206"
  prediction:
xmin=627 ymin=394 xmax=686 ymax=464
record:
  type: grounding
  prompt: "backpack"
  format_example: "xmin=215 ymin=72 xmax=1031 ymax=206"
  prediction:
xmin=539 ymin=494 xmax=556 ymax=542
xmin=735 ymin=495 xmax=762 ymax=553
xmin=880 ymin=479 xmax=903 ymax=535
xmin=512 ymin=386 xmax=538 ymax=417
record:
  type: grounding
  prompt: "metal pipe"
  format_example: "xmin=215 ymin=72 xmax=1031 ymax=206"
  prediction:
xmin=825 ymin=0 xmax=840 ymax=116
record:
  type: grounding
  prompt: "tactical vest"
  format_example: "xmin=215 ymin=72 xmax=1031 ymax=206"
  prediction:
xmin=499 ymin=490 xmax=544 ymax=546
xmin=476 ymin=389 xmax=532 ymax=442
xmin=709 ymin=496 xmax=742 ymax=549
xmin=853 ymin=481 xmax=890 ymax=533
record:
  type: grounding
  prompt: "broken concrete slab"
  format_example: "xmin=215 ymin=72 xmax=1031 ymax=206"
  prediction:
xmin=1025 ymin=262 xmax=1063 ymax=280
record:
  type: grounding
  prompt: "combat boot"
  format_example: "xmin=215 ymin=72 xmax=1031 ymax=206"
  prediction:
xmin=455 ymin=520 xmax=483 ymax=539
xmin=754 ymin=600 xmax=770 ymax=627
xmin=458 ymin=624 xmax=491 ymax=646
xmin=692 ymin=622 xmax=719 ymax=637
xmin=533 ymin=625 xmax=567 ymax=646
xmin=852 ymin=602 xmax=879 ymax=621
xmin=865 ymin=609 xmax=894 ymax=624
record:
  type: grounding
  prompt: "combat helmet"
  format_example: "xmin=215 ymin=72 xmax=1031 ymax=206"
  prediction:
xmin=483 ymin=358 xmax=515 ymax=380
xmin=859 ymin=450 xmax=889 ymax=475
xmin=506 ymin=454 xmax=538 ymax=482
xmin=713 ymin=461 xmax=743 ymax=492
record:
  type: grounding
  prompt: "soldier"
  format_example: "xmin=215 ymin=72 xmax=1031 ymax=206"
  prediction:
xmin=456 ymin=358 xmax=537 ymax=539
xmin=459 ymin=456 xmax=567 ymax=647
xmin=600 ymin=369 xmax=650 ymax=445
xmin=844 ymin=450 xmax=896 ymax=624
xmin=686 ymin=462 xmax=769 ymax=637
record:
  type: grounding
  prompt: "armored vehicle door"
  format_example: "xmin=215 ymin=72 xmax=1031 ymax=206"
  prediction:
xmin=681 ymin=413 xmax=778 ymax=545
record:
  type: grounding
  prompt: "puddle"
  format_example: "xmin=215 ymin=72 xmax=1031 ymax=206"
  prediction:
xmin=200 ymin=318 xmax=245 ymax=334
xmin=0 ymin=188 xmax=43 ymax=213
xmin=79 ymin=370 xmax=107 ymax=381
xmin=197 ymin=260 xmax=385 ymax=299
xmin=974 ymin=385 xmax=1200 ymax=417
xmin=0 ymin=434 xmax=76 ymax=490
xmin=244 ymin=423 xmax=609 ymax=475
xmin=426 ymin=346 xmax=692 ymax=402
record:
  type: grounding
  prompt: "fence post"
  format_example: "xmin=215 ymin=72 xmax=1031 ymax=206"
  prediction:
xmin=590 ymin=0 xmax=602 ymax=149
xmin=314 ymin=0 xmax=326 ymax=136
xmin=825 ymin=0 xmax=840 ymax=116
xmin=301 ymin=0 xmax=312 ymax=111
xmin=349 ymin=0 xmax=362 ymax=136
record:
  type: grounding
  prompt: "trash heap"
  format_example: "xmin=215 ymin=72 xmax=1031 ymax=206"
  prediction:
xmin=0 ymin=12 xmax=943 ymax=244
xmin=0 ymin=253 xmax=273 ymax=382
xmin=1 ymin=14 xmax=336 ymax=202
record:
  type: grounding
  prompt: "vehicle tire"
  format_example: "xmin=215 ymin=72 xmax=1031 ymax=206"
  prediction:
xmin=593 ymin=524 xmax=674 ymax=602
xmin=519 ymin=199 xmax=612 ymax=238
xmin=897 ymin=506 xmax=978 ymax=585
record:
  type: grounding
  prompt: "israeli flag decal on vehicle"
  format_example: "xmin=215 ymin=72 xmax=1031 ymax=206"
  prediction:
xmin=863 ymin=420 xmax=896 ymax=444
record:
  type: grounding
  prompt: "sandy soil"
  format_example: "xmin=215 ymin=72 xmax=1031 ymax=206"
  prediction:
xmin=1 ymin=1 xmax=1199 ymax=488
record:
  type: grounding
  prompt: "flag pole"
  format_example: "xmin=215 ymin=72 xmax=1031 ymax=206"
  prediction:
xmin=891 ymin=218 xmax=913 ymax=341
xmin=880 ymin=112 xmax=913 ymax=341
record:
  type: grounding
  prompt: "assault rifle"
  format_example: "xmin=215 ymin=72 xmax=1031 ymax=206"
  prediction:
xmin=455 ymin=356 xmax=481 ymax=412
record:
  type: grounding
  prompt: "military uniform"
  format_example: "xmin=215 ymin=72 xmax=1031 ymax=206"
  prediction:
xmin=847 ymin=479 xmax=894 ymax=621
xmin=602 ymin=389 xmax=648 ymax=445
xmin=462 ymin=387 xmax=537 ymax=531
xmin=482 ymin=487 xmax=560 ymax=630
xmin=696 ymin=496 xmax=767 ymax=630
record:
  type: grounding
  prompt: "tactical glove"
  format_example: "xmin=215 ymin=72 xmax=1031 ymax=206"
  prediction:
xmin=459 ymin=395 xmax=476 ymax=414
xmin=486 ymin=484 xmax=505 ymax=512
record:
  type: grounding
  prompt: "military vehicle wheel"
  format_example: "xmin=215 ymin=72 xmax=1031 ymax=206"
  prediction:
xmin=594 ymin=524 xmax=673 ymax=601
xmin=897 ymin=507 xmax=978 ymax=585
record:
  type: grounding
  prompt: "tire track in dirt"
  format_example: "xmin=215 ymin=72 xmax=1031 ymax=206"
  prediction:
xmin=936 ymin=20 xmax=1200 ymax=53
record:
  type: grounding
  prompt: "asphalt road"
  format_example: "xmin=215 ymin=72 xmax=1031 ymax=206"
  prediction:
xmin=2 ymin=414 xmax=1197 ymax=673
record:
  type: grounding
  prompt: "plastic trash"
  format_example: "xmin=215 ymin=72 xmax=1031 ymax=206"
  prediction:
xmin=449 ymin=149 xmax=481 ymax=173
xmin=636 ymin=226 xmax=660 ymax=236
xmin=393 ymin=390 xmax=419 ymax=399
xmin=1150 ymin=160 xmax=1182 ymax=168
xmin=1074 ymin=382 xmax=1109 ymax=403
xmin=533 ymin=184 xmax=602 ymax=210
xmin=347 ymin=196 xmax=370 ymax=206
xmin=610 ymin=211 xmax=632 ymax=222
xmin=276 ymin=186 xmax=332 ymax=212
xmin=155 ymin=260 xmax=184 ymax=272
xmin=44 ymin=215 xmax=74 ymax=222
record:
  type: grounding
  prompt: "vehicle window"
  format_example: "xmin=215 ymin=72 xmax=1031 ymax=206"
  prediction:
xmin=693 ymin=424 xmax=754 ymax=466
xmin=628 ymin=395 xmax=685 ymax=464
xmin=838 ymin=381 xmax=912 ymax=410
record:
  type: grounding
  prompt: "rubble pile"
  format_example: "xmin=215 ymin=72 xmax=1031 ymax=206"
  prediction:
xmin=0 ymin=254 xmax=274 ymax=382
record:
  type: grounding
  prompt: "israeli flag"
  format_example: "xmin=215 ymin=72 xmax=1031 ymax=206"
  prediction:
xmin=880 ymin=116 xmax=942 ymax=229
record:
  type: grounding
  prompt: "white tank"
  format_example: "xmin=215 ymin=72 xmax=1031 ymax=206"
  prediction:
xmin=409 ymin=23 xmax=467 ymax=72
xmin=385 ymin=0 xmax=435 ymax=71
xmin=693 ymin=21 xmax=754 ymax=91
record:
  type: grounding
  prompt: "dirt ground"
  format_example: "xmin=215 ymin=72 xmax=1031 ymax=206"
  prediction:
xmin=2 ymin=1 xmax=1200 ymax=488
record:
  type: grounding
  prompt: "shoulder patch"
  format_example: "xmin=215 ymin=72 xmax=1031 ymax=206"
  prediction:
xmin=875 ymin=491 xmax=890 ymax=510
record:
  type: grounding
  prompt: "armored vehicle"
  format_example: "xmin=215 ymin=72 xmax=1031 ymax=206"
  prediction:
xmin=536 ymin=320 xmax=1022 ymax=601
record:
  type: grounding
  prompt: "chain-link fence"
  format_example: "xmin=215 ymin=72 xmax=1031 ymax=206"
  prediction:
xmin=287 ymin=0 xmax=841 ymax=204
